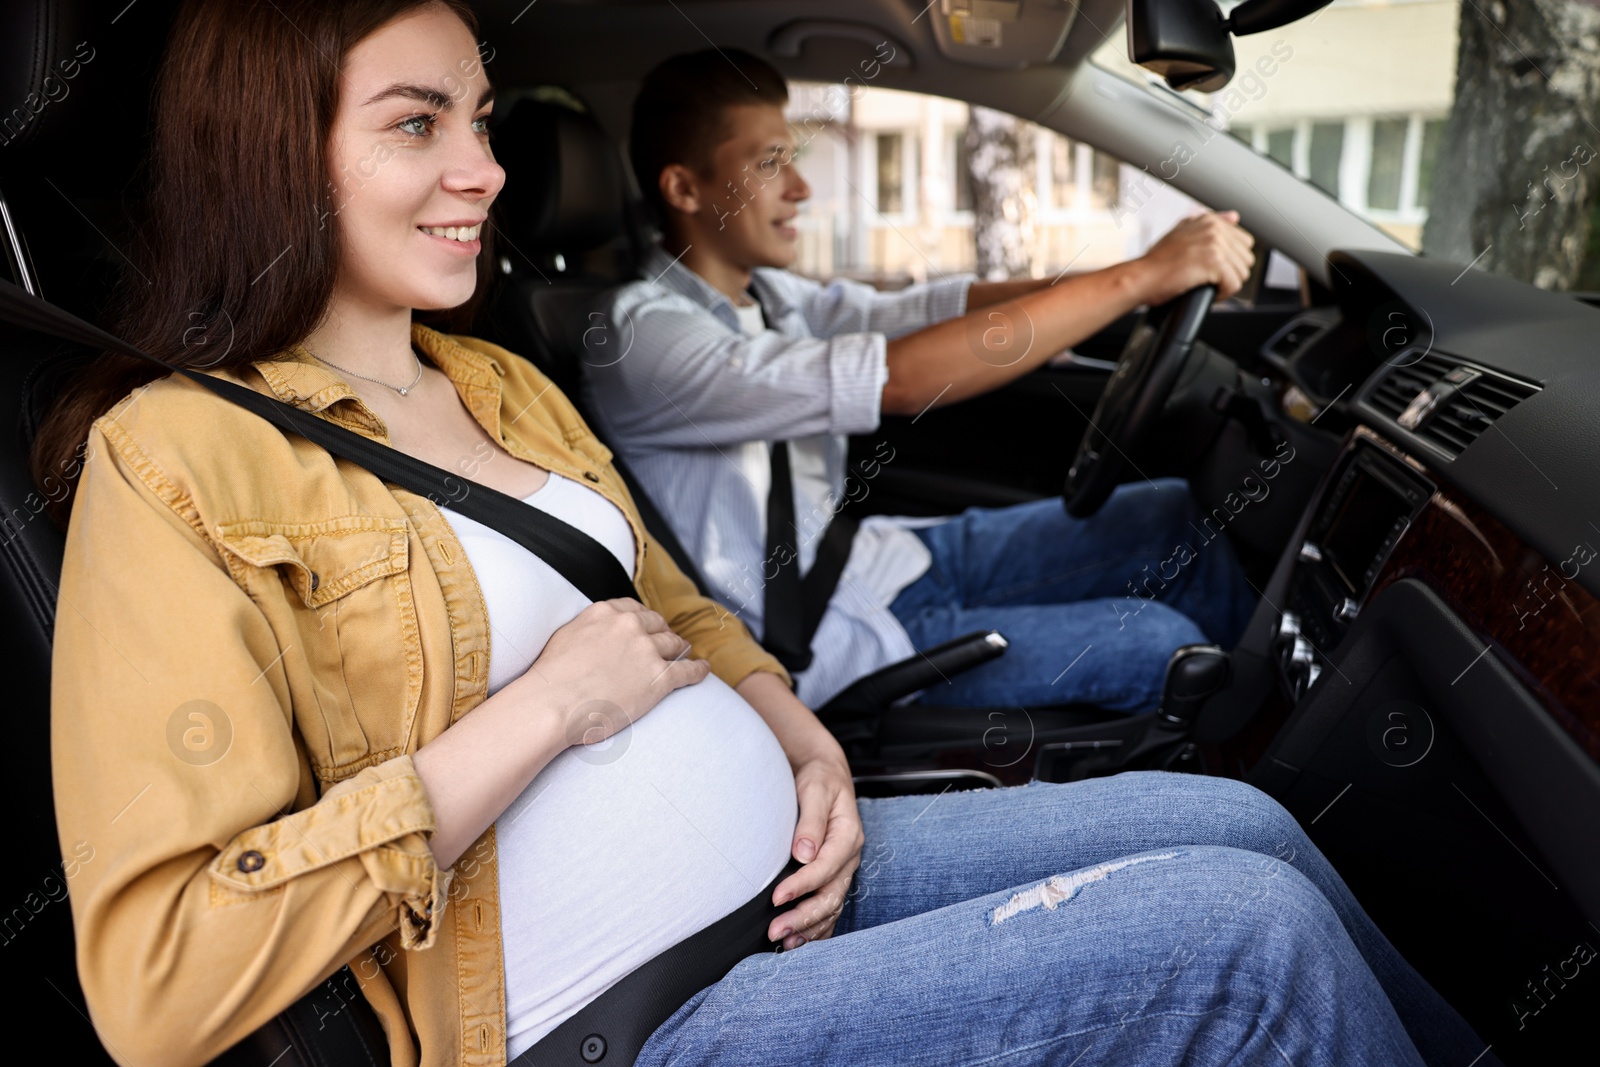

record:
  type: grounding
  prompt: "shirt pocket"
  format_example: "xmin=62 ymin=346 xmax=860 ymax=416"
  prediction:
xmin=216 ymin=516 xmax=422 ymax=784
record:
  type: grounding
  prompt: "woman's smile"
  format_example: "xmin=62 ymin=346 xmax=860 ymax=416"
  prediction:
xmin=419 ymin=220 xmax=483 ymax=254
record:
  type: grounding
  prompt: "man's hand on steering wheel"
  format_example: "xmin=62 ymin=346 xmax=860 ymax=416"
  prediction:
xmin=1062 ymin=210 xmax=1256 ymax=518
xmin=1132 ymin=210 xmax=1257 ymax=306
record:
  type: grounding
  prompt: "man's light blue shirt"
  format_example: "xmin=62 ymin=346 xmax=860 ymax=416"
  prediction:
xmin=577 ymin=244 xmax=975 ymax=707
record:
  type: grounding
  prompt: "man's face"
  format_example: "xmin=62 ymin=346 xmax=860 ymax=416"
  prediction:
xmin=684 ymin=103 xmax=810 ymax=270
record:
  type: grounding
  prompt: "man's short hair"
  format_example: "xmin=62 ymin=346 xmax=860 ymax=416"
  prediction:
xmin=630 ymin=48 xmax=789 ymax=222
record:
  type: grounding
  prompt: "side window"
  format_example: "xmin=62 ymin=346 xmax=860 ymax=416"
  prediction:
xmin=784 ymin=81 xmax=1197 ymax=287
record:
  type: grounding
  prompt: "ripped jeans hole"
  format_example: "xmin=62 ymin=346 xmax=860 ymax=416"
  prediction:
xmin=989 ymin=852 xmax=1183 ymax=926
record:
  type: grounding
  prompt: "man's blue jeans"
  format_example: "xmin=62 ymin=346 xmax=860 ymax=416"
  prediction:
xmin=635 ymin=773 xmax=1493 ymax=1067
xmin=888 ymin=479 xmax=1255 ymax=712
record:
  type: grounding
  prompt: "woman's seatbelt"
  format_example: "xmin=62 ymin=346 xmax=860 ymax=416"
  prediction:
xmin=0 ymin=277 xmax=801 ymax=1064
xmin=516 ymin=858 xmax=801 ymax=1066
xmin=0 ymin=277 xmax=635 ymax=604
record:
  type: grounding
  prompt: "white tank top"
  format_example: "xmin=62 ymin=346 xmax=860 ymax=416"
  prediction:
xmin=437 ymin=471 xmax=797 ymax=1058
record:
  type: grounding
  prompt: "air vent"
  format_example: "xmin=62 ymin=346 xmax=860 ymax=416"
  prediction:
xmin=1365 ymin=354 xmax=1540 ymax=459
xmin=1366 ymin=354 xmax=1456 ymax=419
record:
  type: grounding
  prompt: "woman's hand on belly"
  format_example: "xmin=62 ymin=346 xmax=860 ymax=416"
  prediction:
xmin=511 ymin=598 xmax=711 ymax=746
xmin=413 ymin=599 xmax=709 ymax=867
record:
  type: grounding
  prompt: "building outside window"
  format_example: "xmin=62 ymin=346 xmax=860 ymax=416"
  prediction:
xmin=782 ymin=0 xmax=1463 ymax=282
xmin=1140 ymin=0 xmax=1461 ymax=249
xmin=1308 ymin=121 xmax=1344 ymax=198
xmin=787 ymin=85 xmax=1149 ymax=283
xmin=953 ymin=130 xmax=974 ymax=213
xmin=875 ymin=132 xmax=906 ymax=215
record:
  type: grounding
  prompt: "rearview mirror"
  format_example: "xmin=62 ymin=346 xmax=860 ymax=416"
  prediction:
xmin=1126 ymin=0 xmax=1335 ymax=92
xmin=1126 ymin=0 xmax=1234 ymax=92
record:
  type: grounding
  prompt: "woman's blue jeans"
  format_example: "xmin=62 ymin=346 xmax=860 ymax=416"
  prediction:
xmin=635 ymin=773 xmax=1494 ymax=1067
xmin=888 ymin=479 xmax=1256 ymax=713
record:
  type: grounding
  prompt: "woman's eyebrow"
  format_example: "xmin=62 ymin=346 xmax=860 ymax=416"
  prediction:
xmin=363 ymin=83 xmax=496 ymax=110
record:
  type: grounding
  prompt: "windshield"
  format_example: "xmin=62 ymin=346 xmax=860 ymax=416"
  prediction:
xmin=1093 ymin=0 xmax=1600 ymax=291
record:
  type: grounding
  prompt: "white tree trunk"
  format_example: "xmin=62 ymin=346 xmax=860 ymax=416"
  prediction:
xmin=964 ymin=106 xmax=1038 ymax=280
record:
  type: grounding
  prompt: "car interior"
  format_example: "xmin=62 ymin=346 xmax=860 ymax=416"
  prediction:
xmin=3 ymin=0 xmax=1597 ymax=1064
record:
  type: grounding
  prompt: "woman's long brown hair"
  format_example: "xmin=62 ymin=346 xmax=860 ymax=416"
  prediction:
xmin=29 ymin=0 xmax=490 ymax=530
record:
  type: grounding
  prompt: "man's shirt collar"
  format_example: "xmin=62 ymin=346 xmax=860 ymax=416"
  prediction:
xmin=638 ymin=243 xmax=792 ymax=331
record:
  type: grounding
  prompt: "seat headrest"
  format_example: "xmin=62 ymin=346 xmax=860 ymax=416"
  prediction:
xmin=493 ymin=98 xmax=626 ymax=259
xmin=0 ymin=0 xmax=177 ymax=187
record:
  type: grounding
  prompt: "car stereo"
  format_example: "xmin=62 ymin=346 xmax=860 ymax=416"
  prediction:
xmin=1280 ymin=440 xmax=1435 ymax=694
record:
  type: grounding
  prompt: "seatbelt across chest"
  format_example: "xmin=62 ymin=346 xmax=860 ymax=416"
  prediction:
xmin=0 ymin=277 xmax=635 ymax=603
xmin=750 ymin=286 xmax=861 ymax=674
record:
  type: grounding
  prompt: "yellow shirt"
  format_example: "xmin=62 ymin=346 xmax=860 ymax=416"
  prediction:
xmin=50 ymin=323 xmax=788 ymax=1067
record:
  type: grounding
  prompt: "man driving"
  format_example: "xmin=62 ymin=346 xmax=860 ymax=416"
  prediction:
xmin=579 ymin=48 xmax=1258 ymax=712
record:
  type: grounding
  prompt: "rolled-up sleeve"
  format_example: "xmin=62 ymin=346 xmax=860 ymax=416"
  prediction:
xmin=794 ymin=271 xmax=975 ymax=340
xmin=588 ymin=285 xmax=888 ymax=449
xmin=51 ymin=419 xmax=448 ymax=1067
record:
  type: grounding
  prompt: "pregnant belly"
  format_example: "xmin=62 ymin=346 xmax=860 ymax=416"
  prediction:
xmin=495 ymin=673 xmax=798 ymax=1055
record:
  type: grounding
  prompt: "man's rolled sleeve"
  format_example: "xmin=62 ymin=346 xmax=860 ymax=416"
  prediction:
xmin=910 ymin=272 xmax=976 ymax=329
xmin=796 ymin=271 xmax=975 ymax=340
xmin=823 ymin=331 xmax=890 ymax=437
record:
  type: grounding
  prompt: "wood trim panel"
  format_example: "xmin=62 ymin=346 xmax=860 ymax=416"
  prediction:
xmin=1370 ymin=488 xmax=1600 ymax=762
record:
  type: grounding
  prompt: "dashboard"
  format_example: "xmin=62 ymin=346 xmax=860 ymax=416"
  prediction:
xmin=1234 ymin=249 xmax=1600 ymax=964
xmin=1258 ymin=249 xmax=1600 ymax=606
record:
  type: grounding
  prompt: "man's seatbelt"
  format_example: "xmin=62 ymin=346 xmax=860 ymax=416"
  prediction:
xmin=751 ymin=286 xmax=861 ymax=674
xmin=0 ymin=277 xmax=635 ymax=604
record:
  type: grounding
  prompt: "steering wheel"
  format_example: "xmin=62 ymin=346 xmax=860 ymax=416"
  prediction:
xmin=1062 ymin=285 xmax=1216 ymax=518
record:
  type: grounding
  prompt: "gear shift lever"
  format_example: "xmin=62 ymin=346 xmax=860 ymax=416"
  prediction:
xmin=1157 ymin=644 xmax=1232 ymax=731
xmin=1033 ymin=644 xmax=1234 ymax=782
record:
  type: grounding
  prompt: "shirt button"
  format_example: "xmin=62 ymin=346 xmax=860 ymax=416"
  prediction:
xmin=237 ymin=850 xmax=266 ymax=873
xmin=309 ymin=572 xmax=320 ymax=592
xmin=583 ymin=471 xmax=599 ymax=483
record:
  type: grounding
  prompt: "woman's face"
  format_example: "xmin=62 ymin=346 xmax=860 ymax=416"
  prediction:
xmin=326 ymin=5 xmax=502 ymax=314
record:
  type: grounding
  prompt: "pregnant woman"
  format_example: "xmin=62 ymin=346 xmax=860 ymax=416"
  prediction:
xmin=39 ymin=2 xmax=1492 ymax=1065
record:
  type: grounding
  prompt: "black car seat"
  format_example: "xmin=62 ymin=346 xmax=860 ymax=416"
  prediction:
xmin=0 ymin=1 xmax=398 ymax=1063
xmin=478 ymin=97 xmax=1132 ymax=770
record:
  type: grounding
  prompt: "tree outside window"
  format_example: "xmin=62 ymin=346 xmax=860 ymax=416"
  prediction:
xmin=1050 ymin=135 xmax=1075 ymax=211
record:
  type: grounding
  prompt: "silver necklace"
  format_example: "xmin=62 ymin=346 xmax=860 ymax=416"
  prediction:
xmin=308 ymin=345 xmax=425 ymax=397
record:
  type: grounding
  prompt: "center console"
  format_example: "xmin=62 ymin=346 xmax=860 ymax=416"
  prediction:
xmin=1277 ymin=437 xmax=1435 ymax=696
